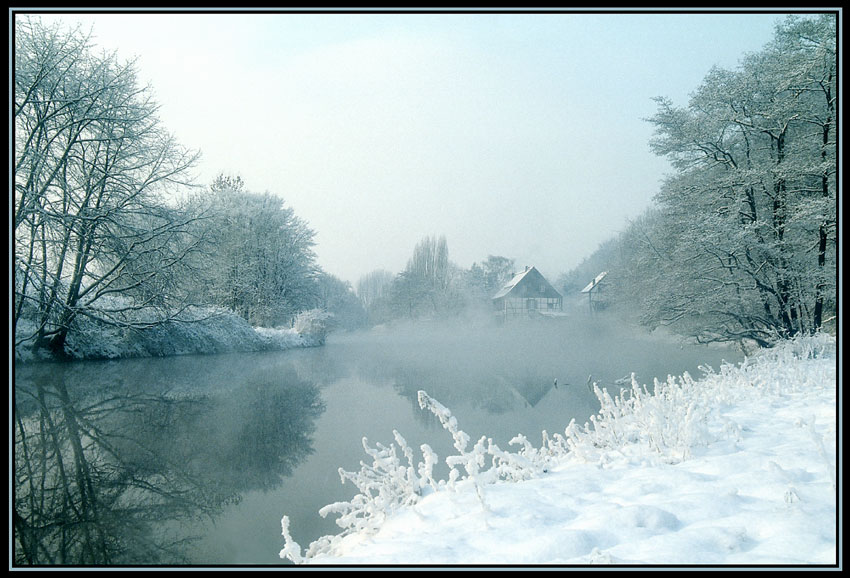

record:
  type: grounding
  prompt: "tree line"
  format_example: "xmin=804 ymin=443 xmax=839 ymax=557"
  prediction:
xmin=18 ymin=15 xmax=833 ymax=355
xmin=355 ymin=235 xmax=517 ymax=325
xmin=560 ymin=15 xmax=836 ymax=347
xmin=13 ymin=17 xmax=362 ymax=357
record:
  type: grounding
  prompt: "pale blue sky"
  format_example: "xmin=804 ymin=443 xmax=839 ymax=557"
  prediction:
xmin=21 ymin=10 xmax=791 ymax=284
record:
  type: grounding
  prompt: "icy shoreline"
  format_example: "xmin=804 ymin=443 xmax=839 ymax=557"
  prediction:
xmin=281 ymin=333 xmax=838 ymax=567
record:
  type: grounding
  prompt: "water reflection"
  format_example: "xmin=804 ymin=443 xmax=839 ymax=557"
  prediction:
xmin=330 ymin=317 xmax=740 ymax=446
xmin=13 ymin=357 xmax=324 ymax=566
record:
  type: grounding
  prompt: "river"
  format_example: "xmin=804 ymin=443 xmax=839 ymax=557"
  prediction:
xmin=13 ymin=316 xmax=742 ymax=566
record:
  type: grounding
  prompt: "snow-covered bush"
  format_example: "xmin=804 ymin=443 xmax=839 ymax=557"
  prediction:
xmin=301 ymin=431 xmax=429 ymax=560
xmin=548 ymin=373 xmax=714 ymax=464
xmin=252 ymin=325 xmax=306 ymax=350
xmin=15 ymin=302 xmax=326 ymax=362
xmin=280 ymin=389 xmax=549 ymax=563
xmin=539 ymin=332 xmax=836 ymax=466
xmin=61 ymin=305 xmax=273 ymax=360
xmin=280 ymin=430 xmax=433 ymax=563
xmin=293 ymin=309 xmax=333 ymax=346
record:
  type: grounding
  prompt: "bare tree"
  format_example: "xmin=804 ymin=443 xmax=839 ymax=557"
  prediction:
xmin=391 ymin=235 xmax=457 ymax=318
xmin=356 ymin=269 xmax=395 ymax=310
xmin=355 ymin=269 xmax=395 ymax=325
xmin=14 ymin=17 xmax=202 ymax=355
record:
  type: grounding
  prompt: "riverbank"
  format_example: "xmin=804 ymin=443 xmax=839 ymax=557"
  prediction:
xmin=13 ymin=307 xmax=330 ymax=363
xmin=281 ymin=333 xmax=838 ymax=567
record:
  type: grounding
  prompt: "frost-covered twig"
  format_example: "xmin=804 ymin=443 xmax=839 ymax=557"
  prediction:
xmin=280 ymin=390 xmax=552 ymax=562
xmin=279 ymin=515 xmax=304 ymax=564
xmin=318 ymin=432 xmax=422 ymax=536
xmin=418 ymin=390 xmax=490 ymax=507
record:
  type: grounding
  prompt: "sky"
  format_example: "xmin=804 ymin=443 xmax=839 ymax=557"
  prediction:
xmin=286 ymin=334 xmax=838 ymax=566
xmin=18 ymin=9 xmax=793 ymax=285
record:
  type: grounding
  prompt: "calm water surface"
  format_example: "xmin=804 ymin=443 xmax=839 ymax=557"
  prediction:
xmin=13 ymin=317 xmax=741 ymax=566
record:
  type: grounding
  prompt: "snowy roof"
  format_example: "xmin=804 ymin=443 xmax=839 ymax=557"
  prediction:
xmin=580 ymin=271 xmax=608 ymax=293
xmin=492 ymin=266 xmax=561 ymax=300
xmin=492 ymin=268 xmax=534 ymax=299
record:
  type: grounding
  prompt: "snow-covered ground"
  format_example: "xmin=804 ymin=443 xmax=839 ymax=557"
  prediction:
xmin=280 ymin=333 xmax=838 ymax=567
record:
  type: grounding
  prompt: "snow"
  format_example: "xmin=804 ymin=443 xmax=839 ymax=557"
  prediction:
xmin=280 ymin=333 xmax=838 ymax=567
xmin=491 ymin=267 xmax=535 ymax=299
xmin=14 ymin=306 xmax=330 ymax=362
xmin=581 ymin=271 xmax=608 ymax=293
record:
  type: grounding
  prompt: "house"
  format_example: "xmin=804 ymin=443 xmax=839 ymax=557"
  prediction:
xmin=580 ymin=271 xmax=608 ymax=312
xmin=492 ymin=266 xmax=563 ymax=320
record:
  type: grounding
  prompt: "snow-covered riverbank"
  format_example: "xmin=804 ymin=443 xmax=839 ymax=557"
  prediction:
xmin=14 ymin=307 xmax=331 ymax=363
xmin=280 ymin=333 xmax=838 ymax=567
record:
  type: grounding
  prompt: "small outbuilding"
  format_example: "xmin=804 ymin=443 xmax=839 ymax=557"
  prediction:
xmin=492 ymin=266 xmax=563 ymax=320
xmin=580 ymin=271 xmax=608 ymax=312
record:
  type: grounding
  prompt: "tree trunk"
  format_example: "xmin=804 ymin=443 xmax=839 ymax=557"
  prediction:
xmin=813 ymin=78 xmax=834 ymax=330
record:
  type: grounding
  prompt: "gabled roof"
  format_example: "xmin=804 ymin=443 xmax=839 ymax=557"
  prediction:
xmin=581 ymin=271 xmax=608 ymax=293
xmin=492 ymin=266 xmax=562 ymax=300
xmin=492 ymin=268 xmax=532 ymax=299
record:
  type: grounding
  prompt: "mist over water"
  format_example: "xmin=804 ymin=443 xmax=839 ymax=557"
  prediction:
xmin=14 ymin=314 xmax=742 ymax=565
xmin=188 ymin=314 xmax=741 ymax=564
xmin=324 ymin=314 xmax=742 ymax=446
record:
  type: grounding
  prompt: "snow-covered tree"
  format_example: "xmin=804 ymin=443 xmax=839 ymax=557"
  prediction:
xmin=390 ymin=235 xmax=463 ymax=318
xmin=465 ymin=255 xmax=516 ymax=300
xmin=355 ymin=269 xmax=395 ymax=325
xmin=13 ymin=16 xmax=201 ymax=356
xmin=314 ymin=272 xmax=367 ymax=331
xmin=639 ymin=14 xmax=836 ymax=345
xmin=182 ymin=176 xmax=320 ymax=327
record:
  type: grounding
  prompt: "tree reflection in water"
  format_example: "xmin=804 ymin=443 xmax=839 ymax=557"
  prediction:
xmin=13 ymin=360 xmax=324 ymax=566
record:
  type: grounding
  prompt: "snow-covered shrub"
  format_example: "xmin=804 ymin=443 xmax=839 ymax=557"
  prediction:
xmin=280 ymin=390 xmax=549 ymax=563
xmin=281 ymin=430 xmax=432 ymax=561
xmin=530 ymin=372 xmax=715 ymax=466
xmin=485 ymin=434 xmax=545 ymax=483
xmin=551 ymin=373 xmax=729 ymax=464
xmin=416 ymin=392 xmax=546 ymax=497
xmin=592 ymin=373 xmax=713 ymax=462
xmin=15 ymin=303 xmax=323 ymax=362
xmin=315 ymin=432 xmax=426 ymax=553
xmin=60 ymin=305 xmax=272 ymax=359
xmin=253 ymin=325 xmax=305 ymax=350
xmin=293 ymin=309 xmax=333 ymax=346
xmin=542 ymin=332 xmax=836 ymax=466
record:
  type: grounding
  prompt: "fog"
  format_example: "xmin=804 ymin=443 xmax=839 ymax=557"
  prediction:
xmin=332 ymin=313 xmax=740 ymax=406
